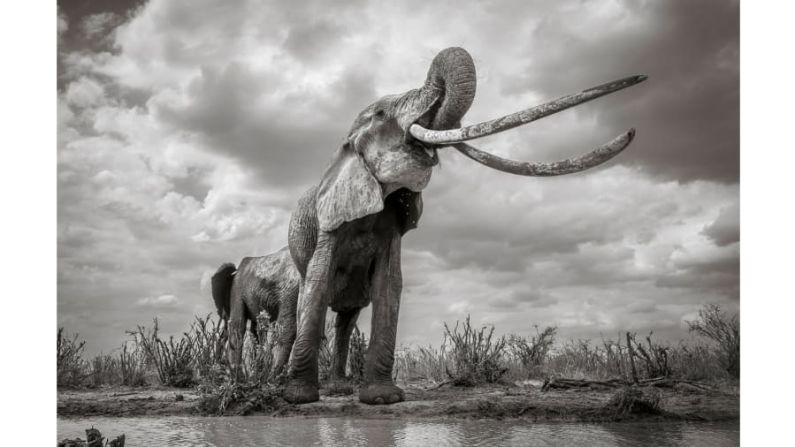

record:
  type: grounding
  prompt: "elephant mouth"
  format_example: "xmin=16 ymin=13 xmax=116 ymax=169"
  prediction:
xmin=413 ymin=143 xmax=439 ymax=167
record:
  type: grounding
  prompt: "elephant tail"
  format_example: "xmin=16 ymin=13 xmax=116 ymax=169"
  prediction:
xmin=211 ymin=262 xmax=237 ymax=321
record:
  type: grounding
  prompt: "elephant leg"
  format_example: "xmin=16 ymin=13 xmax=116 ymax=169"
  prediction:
xmin=331 ymin=308 xmax=361 ymax=380
xmin=360 ymin=233 xmax=404 ymax=405
xmin=227 ymin=297 xmax=247 ymax=379
xmin=272 ymin=283 xmax=298 ymax=377
xmin=284 ymin=233 xmax=336 ymax=404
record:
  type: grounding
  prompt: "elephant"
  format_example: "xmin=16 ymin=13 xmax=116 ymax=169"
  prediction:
xmin=211 ymin=246 xmax=301 ymax=377
xmin=282 ymin=47 xmax=647 ymax=405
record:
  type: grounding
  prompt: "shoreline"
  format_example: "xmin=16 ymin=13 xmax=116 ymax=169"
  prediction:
xmin=58 ymin=382 xmax=739 ymax=423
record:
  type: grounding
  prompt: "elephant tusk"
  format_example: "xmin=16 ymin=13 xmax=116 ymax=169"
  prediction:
xmin=452 ymin=128 xmax=635 ymax=176
xmin=409 ymin=75 xmax=647 ymax=145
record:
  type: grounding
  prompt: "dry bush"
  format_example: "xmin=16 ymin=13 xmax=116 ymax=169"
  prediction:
xmin=628 ymin=332 xmax=672 ymax=379
xmin=317 ymin=321 xmax=335 ymax=383
xmin=190 ymin=314 xmax=228 ymax=383
xmin=348 ymin=326 xmax=367 ymax=384
xmin=605 ymin=387 xmax=662 ymax=418
xmin=239 ymin=311 xmax=280 ymax=384
xmin=667 ymin=342 xmax=726 ymax=381
xmin=395 ymin=344 xmax=449 ymax=384
xmin=687 ymin=304 xmax=739 ymax=379
xmin=507 ymin=326 xmax=557 ymax=378
xmin=544 ymin=339 xmax=614 ymax=380
xmin=131 ymin=319 xmax=195 ymax=387
xmin=88 ymin=353 xmax=118 ymax=387
xmin=444 ymin=315 xmax=508 ymax=386
xmin=118 ymin=340 xmax=147 ymax=386
xmin=57 ymin=328 xmax=87 ymax=387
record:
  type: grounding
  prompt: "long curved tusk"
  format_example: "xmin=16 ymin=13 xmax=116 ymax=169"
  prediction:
xmin=452 ymin=128 xmax=635 ymax=176
xmin=410 ymin=75 xmax=647 ymax=145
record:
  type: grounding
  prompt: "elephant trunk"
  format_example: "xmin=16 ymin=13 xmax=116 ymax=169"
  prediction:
xmin=420 ymin=47 xmax=477 ymax=130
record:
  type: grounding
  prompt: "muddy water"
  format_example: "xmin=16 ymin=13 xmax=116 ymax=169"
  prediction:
xmin=58 ymin=416 xmax=738 ymax=446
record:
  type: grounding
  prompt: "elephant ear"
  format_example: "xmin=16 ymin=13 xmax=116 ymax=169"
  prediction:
xmin=316 ymin=143 xmax=384 ymax=232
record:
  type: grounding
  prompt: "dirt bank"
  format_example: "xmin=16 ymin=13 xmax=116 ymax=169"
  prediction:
xmin=58 ymin=381 xmax=739 ymax=422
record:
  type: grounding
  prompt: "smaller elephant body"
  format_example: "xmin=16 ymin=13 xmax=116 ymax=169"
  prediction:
xmin=211 ymin=247 xmax=301 ymax=376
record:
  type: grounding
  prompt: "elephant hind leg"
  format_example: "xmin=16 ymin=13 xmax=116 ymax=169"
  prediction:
xmin=227 ymin=296 xmax=248 ymax=378
xmin=332 ymin=308 xmax=361 ymax=380
xmin=272 ymin=284 xmax=298 ymax=377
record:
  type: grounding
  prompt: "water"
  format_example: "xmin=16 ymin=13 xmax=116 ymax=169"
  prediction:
xmin=58 ymin=416 xmax=738 ymax=446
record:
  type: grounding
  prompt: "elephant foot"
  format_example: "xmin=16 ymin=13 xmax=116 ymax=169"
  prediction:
xmin=283 ymin=380 xmax=319 ymax=404
xmin=359 ymin=383 xmax=405 ymax=405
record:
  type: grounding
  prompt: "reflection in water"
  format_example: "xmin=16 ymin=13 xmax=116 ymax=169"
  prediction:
xmin=58 ymin=416 xmax=739 ymax=446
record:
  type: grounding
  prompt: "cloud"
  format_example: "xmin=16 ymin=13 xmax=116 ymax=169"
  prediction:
xmin=136 ymin=294 xmax=180 ymax=308
xmin=702 ymin=204 xmax=740 ymax=247
xmin=81 ymin=12 xmax=119 ymax=38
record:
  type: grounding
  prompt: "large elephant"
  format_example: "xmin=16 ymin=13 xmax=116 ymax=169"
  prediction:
xmin=211 ymin=247 xmax=301 ymax=377
xmin=283 ymin=47 xmax=646 ymax=405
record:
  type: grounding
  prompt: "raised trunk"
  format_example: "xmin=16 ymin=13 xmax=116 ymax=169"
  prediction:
xmin=420 ymin=47 xmax=477 ymax=130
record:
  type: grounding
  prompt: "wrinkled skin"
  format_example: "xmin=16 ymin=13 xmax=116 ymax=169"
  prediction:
xmin=211 ymin=247 xmax=301 ymax=377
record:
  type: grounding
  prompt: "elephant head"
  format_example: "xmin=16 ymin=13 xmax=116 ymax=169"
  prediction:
xmin=285 ymin=47 xmax=646 ymax=405
xmin=316 ymin=47 xmax=477 ymax=232
xmin=315 ymin=47 xmax=645 ymax=233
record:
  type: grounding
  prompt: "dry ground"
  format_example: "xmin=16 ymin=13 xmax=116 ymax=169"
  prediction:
xmin=58 ymin=380 xmax=738 ymax=422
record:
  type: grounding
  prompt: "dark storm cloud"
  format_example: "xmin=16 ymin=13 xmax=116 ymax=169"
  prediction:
xmin=152 ymin=63 xmax=378 ymax=187
xmin=500 ymin=0 xmax=738 ymax=182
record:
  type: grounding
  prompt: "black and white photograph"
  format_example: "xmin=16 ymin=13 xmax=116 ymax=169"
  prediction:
xmin=7 ymin=0 xmax=774 ymax=444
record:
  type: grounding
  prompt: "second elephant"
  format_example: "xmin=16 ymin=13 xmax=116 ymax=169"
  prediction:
xmin=211 ymin=247 xmax=301 ymax=376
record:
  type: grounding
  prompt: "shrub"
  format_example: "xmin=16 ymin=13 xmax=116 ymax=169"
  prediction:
xmin=444 ymin=315 xmax=508 ymax=386
xmin=605 ymin=387 xmax=662 ymax=418
xmin=317 ymin=321 xmax=335 ymax=383
xmin=348 ymin=326 xmax=367 ymax=384
xmin=132 ymin=319 xmax=195 ymax=387
xmin=507 ymin=326 xmax=557 ymax=378
xmin=240 ymin=311 xmax=279 ymax=384
xmin=394 ymin=344 xmax=449 ymax=384
xmin=88 ymin=353 xmax=118 ymax=387
xmin=687 ymin=304 xmax=740 ymax=378
xmin=190 ymin=314 xmax=228 ymax=383
xmin=197 ymin=378 xmax=286 ymax=416
xmin=118 ymin=341 xmax=148 ymax=386
xmin=57 ymin=328 xmax=87 ymax=387
xmin=628 ymin=332 xmax=672 ymax=379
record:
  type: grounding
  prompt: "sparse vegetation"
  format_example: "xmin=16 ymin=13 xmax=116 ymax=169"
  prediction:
xmin=118 ymin=341 xmax=148 ymax=386
xmin=58 ymin=328 xmax=87 ymax=387
xmin=507 ymin=326 xmax=557 ymax=378
xmin=132 ymin=319 xmax=195 ymax=387
xmin=57 ymin=305 xmax=738 ymax=400
xmin=348 ymin=326 xmax=367 ymax=384
xmin=687 ymin=303 xmax=740 ymax=378
xmin=443 ymin=315 xmax=508 ymax=386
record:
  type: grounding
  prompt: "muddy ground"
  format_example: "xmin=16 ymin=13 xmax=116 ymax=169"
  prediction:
xmin=58 ymin=380 xmax=738 ymax=422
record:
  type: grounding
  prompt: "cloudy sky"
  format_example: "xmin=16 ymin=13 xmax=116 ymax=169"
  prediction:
xmin=57 ymin=0 xmax=739 ymax=355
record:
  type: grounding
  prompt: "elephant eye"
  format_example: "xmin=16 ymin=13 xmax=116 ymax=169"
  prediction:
xmin=372 ymin=109 xmax=386 ymax=120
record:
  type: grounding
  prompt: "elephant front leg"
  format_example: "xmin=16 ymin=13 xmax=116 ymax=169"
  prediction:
xmin=360 ymin=234 xmax=405 ymax=405
xmin=284 ymin=233 xmax=335 ymax=404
